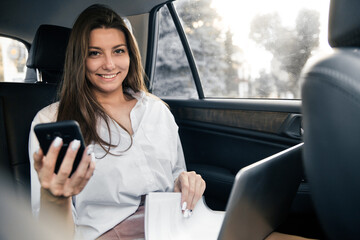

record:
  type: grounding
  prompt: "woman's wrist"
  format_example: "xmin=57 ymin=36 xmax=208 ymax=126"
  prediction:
xmin=39 ymin=187 xmax=74 ymax=237
xmin=40 ymin=187 xmax=72 ymax=220
xmin=40 ymin=187 xmax=70 ymax=205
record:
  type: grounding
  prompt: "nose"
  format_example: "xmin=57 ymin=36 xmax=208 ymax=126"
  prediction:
xmin=102 ymin=54 xmax=115 ymax=70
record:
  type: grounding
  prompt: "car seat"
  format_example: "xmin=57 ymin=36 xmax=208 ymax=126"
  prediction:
xmin=0 ymin=25 xmax=71 ymax=203
xmin=301 ymin=0 xmax=360 ymax=239
xmin=26 ymin=24 xmax=70 ymax=83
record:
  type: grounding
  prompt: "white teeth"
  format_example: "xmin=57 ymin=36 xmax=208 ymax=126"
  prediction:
xmin=101 ymin=73 xmax=117 ymax=79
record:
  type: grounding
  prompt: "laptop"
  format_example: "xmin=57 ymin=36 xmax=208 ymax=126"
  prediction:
xmin=145 ymin=143 xmax=303 ymax=240
xmin=217 ymin=142 xmax=304 ymax=240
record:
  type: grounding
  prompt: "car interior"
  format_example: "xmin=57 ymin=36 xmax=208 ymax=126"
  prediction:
xmin=0 ymin=0 xmax=358 ymax=239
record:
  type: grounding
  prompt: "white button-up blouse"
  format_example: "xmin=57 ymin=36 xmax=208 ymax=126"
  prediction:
xmin=28 ymin=90 xmax=187 ymax=239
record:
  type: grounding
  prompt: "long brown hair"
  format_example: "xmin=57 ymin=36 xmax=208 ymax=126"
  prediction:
xmin=57 ymin=4 xmax=147 ymax=152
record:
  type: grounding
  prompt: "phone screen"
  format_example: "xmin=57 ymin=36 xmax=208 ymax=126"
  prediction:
xmin=34 ymin=120 xmax=85 ymax=176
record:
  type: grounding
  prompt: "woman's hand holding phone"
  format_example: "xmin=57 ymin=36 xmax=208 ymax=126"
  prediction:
xmin=33 ymin=136 xmax=95 ymax=198
xmin=33 ymin=136 xmax=95 ymax=236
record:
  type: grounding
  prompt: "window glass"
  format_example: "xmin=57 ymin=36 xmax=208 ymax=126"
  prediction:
xmin=155 ymin=0 xmax=331 ymax=99
xmin=0 ymin=37 xmax=28 ymax=82
xmin=152 ymin=5 xmax=198 ymax=99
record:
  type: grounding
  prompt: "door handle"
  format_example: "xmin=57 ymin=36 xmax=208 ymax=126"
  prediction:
xmin=279 ymin=114 xmax=303 ymax=139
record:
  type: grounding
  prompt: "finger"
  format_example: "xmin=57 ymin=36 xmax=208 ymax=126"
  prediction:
xmin=41 ymin=137 xmax=63 ymax=186
xmin=33 ymin=147 xmax=44 ymax=172
xmin=178 ymin=172 xmax=189 ymax=212
xmin=75 ymin=159 xmax=95 ymax=195
xmin=42 ymin=137 xmax=63 ymax=173
xmin=74 ymin=145 xmax=93 ymax=176
xmin=56 ymin=140 xmax=80 ymax=183
xmin=174 ymin=177 xmax=181 ymax=193
xmin=187 ymin=172 xmax=196 ymax=210
xmin=189 ymin=174 xmax=205 ymax=210
xmin=67 ymin=146 xmax=93 ymax=191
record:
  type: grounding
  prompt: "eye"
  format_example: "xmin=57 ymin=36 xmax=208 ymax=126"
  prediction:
xmin=114 ymin=48 xmax=125 ymax=54
xmin=88 ymin=51 xmax=100 ymax=57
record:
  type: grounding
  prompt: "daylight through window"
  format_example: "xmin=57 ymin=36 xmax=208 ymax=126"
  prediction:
xmin=154 ymin=0 xmax=331 ymax=99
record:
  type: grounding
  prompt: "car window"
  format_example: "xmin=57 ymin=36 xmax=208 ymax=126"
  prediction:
xmin=0 ymin=37 xmax=28 ymax=82
xmin=153 ymin=0 xmax=331 ymax=99
xmin=152 ymin=5 xmax=198 ymax=99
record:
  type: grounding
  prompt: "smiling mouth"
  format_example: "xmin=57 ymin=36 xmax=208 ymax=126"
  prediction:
xmin=96 ymin=72 xmax=120 ymax=79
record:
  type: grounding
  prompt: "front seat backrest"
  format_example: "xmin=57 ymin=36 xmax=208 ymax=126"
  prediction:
xmin=301 ymin=0 xmax=360 ymax=239
xmin=26 ymin=24 xmax=71 ymax=83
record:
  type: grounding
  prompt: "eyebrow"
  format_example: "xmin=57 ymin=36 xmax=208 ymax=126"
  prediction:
xmin=88 ymin=44 xmax=127 ymax=50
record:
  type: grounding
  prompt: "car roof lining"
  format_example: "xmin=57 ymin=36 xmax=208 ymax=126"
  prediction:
xmin=0 ymin=0 xmax=171 ymax=43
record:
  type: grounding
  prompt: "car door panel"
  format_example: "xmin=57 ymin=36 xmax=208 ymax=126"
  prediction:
xmin=165 ymin=98 xmax=323 ymax=237
xmin=166 ymin=99 xmax=303 ymax=209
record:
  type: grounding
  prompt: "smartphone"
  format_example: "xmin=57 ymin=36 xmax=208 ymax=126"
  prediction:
xmin=34 ymin=120 xmax=85 ymax=176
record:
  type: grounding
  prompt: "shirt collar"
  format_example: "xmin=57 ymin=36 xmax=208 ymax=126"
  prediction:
xmin=125 ymin=88 xmax=147 ymax=104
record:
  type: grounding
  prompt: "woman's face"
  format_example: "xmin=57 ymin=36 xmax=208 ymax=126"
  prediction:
xmin=86 ymin=28 xmax=130 ymax=98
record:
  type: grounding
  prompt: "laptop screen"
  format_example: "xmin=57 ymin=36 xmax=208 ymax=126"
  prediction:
xmin=218 ymin=143 xmax=303 ymax=240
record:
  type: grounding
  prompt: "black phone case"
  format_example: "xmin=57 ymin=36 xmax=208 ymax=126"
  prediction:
xmin=34 ymin=120 xmax=85 ymax=176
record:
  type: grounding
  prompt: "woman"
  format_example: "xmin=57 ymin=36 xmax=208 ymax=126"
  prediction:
xmin=29 ymin=4 xmax=205 ymax=239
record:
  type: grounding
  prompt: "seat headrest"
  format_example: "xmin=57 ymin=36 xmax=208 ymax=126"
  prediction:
xmin=26 ymin=24 xmax=71 ymax=72
xmin=329 ymin=0 xmax=360 ymax=47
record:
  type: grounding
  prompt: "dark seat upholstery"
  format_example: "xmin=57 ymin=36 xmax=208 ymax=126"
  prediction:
xmin=301 ymin=0 xmax=360 ymax=239
xmin=26 ymin=24 xmax=71 ymax=83
xmin=0 ymin=84 xmax=57 ymax=196
xmin=0 ymin=25 xmax=71 ymax=202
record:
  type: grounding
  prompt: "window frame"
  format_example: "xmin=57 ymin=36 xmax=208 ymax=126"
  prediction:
xmin=146 ymin=1 xmax=205 ymax=99
xmin=0 ymin=34 xmax=30 ymax=50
